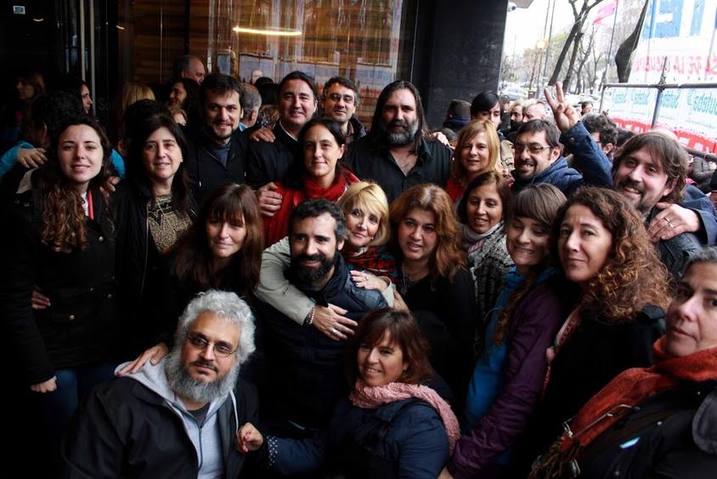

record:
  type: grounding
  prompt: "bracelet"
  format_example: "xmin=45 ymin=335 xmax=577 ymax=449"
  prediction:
xmin=303 ymin=307 xmax=315 ymax=327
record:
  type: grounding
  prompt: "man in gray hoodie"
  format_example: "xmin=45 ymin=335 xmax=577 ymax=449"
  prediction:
xmin=63 ymin=290 xmax=259 ymax=478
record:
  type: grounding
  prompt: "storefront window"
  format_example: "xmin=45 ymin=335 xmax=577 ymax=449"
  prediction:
xmin=208 ymin=0 xmax=409 ymax=123
xmin=116 ymin=0 xmax=412 ymax=125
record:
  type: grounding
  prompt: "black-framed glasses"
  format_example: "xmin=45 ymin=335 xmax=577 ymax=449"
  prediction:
xmin=327 ymin=93 xmax=355 ymax=104
xmin=513 ymin=142 xmax=552 ymax=154
xmin=185 ymin=332 xmax=237 ymax=358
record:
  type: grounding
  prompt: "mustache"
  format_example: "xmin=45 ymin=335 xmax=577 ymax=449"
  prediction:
xmin=388 ymin=119 xmax=409 ymax=129
xmin=296 ymin=253 xmax=326 ymax=262
xmin=191 ymin=360 xmax=218 ymax=372
xmin=617 ymin=178 xmax=644 ymax=192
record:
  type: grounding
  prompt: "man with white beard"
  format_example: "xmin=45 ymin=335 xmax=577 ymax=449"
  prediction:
xmin=344 ymin=80 xmax=452 ymax=202
xmin=63 ymin=291 xmax=259 ymax=478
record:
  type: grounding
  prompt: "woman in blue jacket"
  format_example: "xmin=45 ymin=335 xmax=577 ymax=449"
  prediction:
xmin=239 ymin=309 xmax=460 ymax=478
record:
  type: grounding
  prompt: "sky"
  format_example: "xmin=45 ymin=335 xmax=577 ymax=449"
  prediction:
xmin=503 ymin=0 xmax=576 ymax=56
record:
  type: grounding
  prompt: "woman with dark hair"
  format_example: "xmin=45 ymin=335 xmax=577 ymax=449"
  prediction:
xmin=0 ymin=116 xmax=121 ymax=452
xmin=239 ymin=309 xmax=459 ymax=478
xmin=166 ymin=77 xmax=200 ymax=127
xmin=456 ymin=171 xmax=513 ymax=335
xmin=1 ymin=71 xmax=46 ymax=151
xmin=517 ymin=187 xmax=671 ymax=472
xmin=530 ymin=248 xmax=717 ymax=479
xmin=446 ymin=120 xmax=502 ymax=203
xmin=261 ymin=117 xmax=359 ymax=245
xmin=115 ymin=113 xmax=195 ymax=355
xmin=444 ymin=184 xmax=568 ymax=479
xmin=118 ymin=183 xmax=263 ymax=374
xmin=389 ymin=183 xmax=476 ymax=404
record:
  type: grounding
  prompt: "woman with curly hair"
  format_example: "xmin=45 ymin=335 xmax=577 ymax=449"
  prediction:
xmin=445 ymin=120 xmax=501 ymax=203
xmin=390 ymin=183 xmax=476 ymax=404
xmin=516 ymin=186 xmax=670 ymax=474
xmin=0 ymin=116 xmax=121 ymax=459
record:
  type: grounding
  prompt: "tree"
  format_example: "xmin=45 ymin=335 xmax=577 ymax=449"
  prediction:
xmin=548 ymin=0 xmax=607 ymax=87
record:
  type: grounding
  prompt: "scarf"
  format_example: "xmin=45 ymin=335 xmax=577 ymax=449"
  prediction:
xmin=350 ymin=380 xmax=461 ymax=453
xmin=263 ymin=169 xmax=358 ymax=245
xmin=460 ymin=222 xmax=502 ymax=255
xmin=343 ymin=245 xmax=398 ymax=281
xmin=529 ymin=339 xmax=717 ymax=478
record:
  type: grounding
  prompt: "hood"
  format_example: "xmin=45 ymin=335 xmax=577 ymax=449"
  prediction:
xmin=512 ymin=157 xmax=582 ymax=190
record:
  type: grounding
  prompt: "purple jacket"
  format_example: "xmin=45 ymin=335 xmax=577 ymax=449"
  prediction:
xmin=448 ymin=281 xmax=569 ymax=478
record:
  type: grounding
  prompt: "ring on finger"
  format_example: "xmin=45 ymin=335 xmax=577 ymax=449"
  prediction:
xmin=665 ymin=217 xmax=674 ymax=228
xmin=330 ymin=327 xmax=338 ymax=335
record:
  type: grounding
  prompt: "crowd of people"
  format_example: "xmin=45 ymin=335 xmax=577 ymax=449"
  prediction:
xmin=1 ymin=55 xmax=716 ymax=478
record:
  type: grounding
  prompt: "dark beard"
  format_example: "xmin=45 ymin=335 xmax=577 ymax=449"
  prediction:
xmin=290 ymin=251 xmax=338 ymax=286
xmin=383 ymin=119 xmax=419 ymax=146
xmin=164 ymin=350 xmax=240 ymax=405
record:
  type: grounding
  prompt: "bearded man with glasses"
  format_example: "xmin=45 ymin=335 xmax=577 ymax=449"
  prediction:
xmin=63 ymin=291 xmax=260 ymax=478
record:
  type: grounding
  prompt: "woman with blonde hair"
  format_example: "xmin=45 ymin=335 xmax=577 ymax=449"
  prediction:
xmin=113 ymin=82 xmax=156 ymax=148
xmin=445 ymin=120 xmax=500 ymax=202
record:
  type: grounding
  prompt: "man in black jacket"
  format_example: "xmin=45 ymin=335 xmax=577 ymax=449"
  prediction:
xmin=184 ymin=73 xmax=247 ymax=205
xmin=343 ymin=80 xmax=452 ymax=202
xmin=321 ymin=76 xmax=366 ymax=144
xmin=63 ymin=291 xmax=259 ymax=478
xmin=253 ymin=200 xmax=388 ymax=435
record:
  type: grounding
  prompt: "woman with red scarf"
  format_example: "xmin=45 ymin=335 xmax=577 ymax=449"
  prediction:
xmin=262 ymin=118 xmax=358 ymax=246
xmin=529 ymin=249 xmax=717 ymax=479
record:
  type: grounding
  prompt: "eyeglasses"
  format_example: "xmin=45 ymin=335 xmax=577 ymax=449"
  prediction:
xmin=185 ymin=332 xmax=237 ymax=358
xmin=513 ymin=142 xmax=552 ymax=154
xmin=327 ymin=93 xmax=355 ymax=104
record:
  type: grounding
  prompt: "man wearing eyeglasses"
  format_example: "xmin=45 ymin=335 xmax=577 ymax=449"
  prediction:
xmin=63 ymin=291 xmax=259 ymax=478
xmin=511 ymin=90 xmax=613 ymax=196
xmin=321 ymin=76 xmax=366 ymax=144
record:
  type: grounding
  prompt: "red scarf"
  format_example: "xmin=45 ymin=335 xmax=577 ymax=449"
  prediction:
xmin=263 ymin=169 xmax=359 ymax=246
xmin=530 ymin=339 xmax=717 ymax=478
xmin=445 ymin=177 xmax=465 ymax=203
xmin=350 ymin=379 xmax=461 ymax=453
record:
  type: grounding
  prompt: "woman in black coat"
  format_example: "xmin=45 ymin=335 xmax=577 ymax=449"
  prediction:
xmin=0 ymin=116 xmax=120 ymax=448
xmin=529 ymin=248 xmax=717 ymax=479
xmin=115 ymin=113 xmax=195 ymax=355
xmin=517 ymin=188 xmax=671 ymax=473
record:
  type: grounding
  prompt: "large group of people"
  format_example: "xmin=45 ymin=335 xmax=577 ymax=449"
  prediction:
xmin=1 ymin=56 xmax=716 ymax=478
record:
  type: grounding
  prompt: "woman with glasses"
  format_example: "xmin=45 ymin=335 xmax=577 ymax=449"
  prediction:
xmin=530 ymin=249 xmax=717 ymax=479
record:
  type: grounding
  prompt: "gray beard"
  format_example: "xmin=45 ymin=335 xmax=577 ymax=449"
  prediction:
xmin=164 ymin=350 xmax=240 ymax=405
